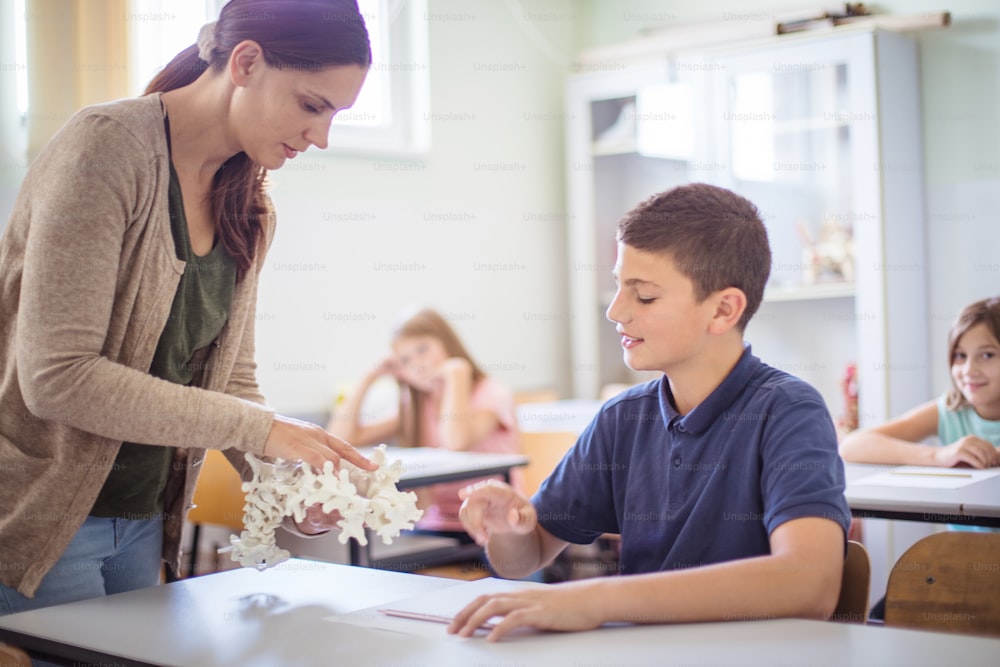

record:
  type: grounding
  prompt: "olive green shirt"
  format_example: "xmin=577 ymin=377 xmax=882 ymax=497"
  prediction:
xmin=90 ymin=149 xmax=236 ymax=519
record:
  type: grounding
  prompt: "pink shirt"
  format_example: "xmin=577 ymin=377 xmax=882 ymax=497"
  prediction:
xmin=415 ymin=377 xmax=520 ymax=531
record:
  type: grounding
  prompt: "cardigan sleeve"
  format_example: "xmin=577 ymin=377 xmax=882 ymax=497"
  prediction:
xmin=16 ymin=111 xmax=273 ymax=455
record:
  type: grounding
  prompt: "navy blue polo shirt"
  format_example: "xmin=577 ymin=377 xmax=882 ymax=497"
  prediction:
xmin=534 ymin=346 xmax=851 ymax=575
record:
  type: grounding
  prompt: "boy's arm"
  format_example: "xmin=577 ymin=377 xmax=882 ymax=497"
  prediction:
xmin=450 ymin=515 xmax=843 ymax=641
xmin=458 ymin=480 xmax=569 ymax=578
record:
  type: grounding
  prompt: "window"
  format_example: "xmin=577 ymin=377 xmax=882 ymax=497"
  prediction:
xmin=128 ymin=0 xmax=429 ymax=156
xmin=13 ymin=0 xmax=27 ymax=119
xmin=328 ymin=0 xmax=430 ymax=156
xmin=128 ymin=0 xmax=226 ymax=96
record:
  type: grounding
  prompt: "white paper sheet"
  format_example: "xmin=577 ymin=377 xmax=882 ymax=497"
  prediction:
xmin=851 ymin=466 xmax=1000 ymax=490
xmin=324 ymin=577 xmax=547 ymax=637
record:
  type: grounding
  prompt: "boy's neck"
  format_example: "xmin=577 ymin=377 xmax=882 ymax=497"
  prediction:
xmin=666 ymin=336 xmax=745 ymax=416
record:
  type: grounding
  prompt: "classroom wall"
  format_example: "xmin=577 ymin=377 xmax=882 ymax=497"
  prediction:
xmin=258 ymin=0 xmax=577 ymax=417
xmin=2 ymin=0 xmax=997 ymax=416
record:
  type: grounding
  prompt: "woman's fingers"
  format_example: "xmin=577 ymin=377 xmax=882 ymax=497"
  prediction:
xmin=265 ymin=416 xmax=374 ymax=471
xmin=324 ymin=430 xmax=377 ymax=470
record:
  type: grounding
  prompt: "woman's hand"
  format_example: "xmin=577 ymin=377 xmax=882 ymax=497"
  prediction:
xmin=458 ymin=479 xmax=536 ymax=546
xmin=447 ymin=580 xmax=605 ymax=642
xmin=264 ymin=414 xmax=376 ymax=472
xmin=934 ymin=435 xmax=1000 ymax=468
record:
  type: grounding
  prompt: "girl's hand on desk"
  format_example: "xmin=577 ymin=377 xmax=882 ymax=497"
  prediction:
xmin=934 ymin=435 xmax=999 ymax=469
xmin=457 ymin=480 xmax=536 ymax=546
xmin=264 ymin=415 xmax=376 ymax=473
xmin=448 ymin=580 xmax=604 ymax=642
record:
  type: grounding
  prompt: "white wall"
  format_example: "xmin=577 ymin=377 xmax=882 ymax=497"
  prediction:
xmin=258 ymin=0 xmax=577 ymax=417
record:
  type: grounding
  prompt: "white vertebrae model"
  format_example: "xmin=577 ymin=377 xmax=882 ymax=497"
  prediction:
xmin=226 ymin=444 xmax=423 ymax=570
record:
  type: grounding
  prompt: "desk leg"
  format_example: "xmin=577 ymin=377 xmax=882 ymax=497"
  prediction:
xmin=187 ymin=524 xmax=202 ymax=578
xmin=349 ymin=539 xmax=363 ymax=567
xmin=348 ymin=530 xmax=375 ymax=567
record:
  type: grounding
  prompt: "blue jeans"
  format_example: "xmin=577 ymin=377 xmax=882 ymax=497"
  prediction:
xmin=0 ymin=515 xmax=163 ymax=616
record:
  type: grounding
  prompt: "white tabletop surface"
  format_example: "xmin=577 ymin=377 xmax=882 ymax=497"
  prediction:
xmin=2 ymin=559 xmax=999 ymax=667
xmin=844 ymin=462 xmax=1000 ymax=525
xmin=367 ymin=445 xmax=528 ymax=487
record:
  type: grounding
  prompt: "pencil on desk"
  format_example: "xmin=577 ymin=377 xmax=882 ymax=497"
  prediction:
xmin=377 ymin=608 xmax=497 ymax=630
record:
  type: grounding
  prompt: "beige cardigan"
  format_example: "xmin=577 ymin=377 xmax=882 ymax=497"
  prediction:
xmin=0 ymin=94 xmax=277 ymax=597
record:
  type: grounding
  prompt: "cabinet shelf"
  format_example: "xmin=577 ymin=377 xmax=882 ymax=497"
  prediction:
xmin=591 ymin=141 xmax=638 ymax=157
xmin=763 ymin=282 xmax=855 ymax=302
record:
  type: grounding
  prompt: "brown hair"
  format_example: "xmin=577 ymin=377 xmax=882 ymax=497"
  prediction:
xmin=391 ymin=308 xmax=487 ymax=446
xmin=616 ymin=182 xmax=771 ymax=331
xmin=945 ymin=296 xmax=1000 ymax=410
xmin=144 ymin=0 xmax=371 ymax=280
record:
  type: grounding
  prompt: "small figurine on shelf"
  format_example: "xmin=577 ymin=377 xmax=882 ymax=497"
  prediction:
xmin=837 ymin=361 xmax=859 ymax=437
xmin=797 ymin=218 xmax=855 ymax=284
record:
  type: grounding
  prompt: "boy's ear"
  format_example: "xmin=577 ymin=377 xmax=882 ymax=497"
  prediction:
xmin=708 ymin=287 xmax=747 ymax=334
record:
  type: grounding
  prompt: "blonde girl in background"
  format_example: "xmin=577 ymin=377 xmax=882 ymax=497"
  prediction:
xmin=329 ymin=307 xmax=521 ymax=536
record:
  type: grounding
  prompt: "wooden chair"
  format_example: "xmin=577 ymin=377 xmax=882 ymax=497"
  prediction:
xmin=884 ymin=531 xmax=1000 ymax=637
xmin=186 ymin=449 xmax=246 ymax=578
xmin=518 ymin=430 xmax=578 ymax=497
xmin=831 ymin=540 xmax=871 ymax=623
xmin=513 ymin=388 xmax=560 ymax=405
xmin=0 ymin=643 xmax=31 ymax=667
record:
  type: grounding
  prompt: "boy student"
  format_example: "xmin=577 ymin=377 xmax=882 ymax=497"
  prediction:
xmin=448 ymin=183 xmax=851 ymax=641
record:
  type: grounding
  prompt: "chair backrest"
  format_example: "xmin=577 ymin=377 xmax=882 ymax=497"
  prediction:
xmin=0 ymin=643 xmax=31 ymax=667
xmin=884 ymin=531 xmax=1000 ymax=637
xmin=831 ymin=539 xmax=871 ymax=623
xmin=188 ymin=449 xmax=246 ymax=531
xmin=518 ymin=430 xmax=578 ymax=498
xmin=513 ymin=388 xmax=560 ymax=405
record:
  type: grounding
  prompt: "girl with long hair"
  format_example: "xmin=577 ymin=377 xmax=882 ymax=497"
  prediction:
xmin=329 ymin=307 xmax=521 ymax=534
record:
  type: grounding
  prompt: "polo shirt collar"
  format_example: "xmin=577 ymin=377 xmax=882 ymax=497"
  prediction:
xmin=659 ymin=344 xmax=760 ymax=435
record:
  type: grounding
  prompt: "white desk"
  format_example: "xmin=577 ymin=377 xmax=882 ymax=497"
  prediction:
xmin=1 ymin=559 xmax=997 ymax=667
xmin=844 ymin=463 xmax=1000 ymax=528
xmin=373 ymin=445 xmax=528 ymax=488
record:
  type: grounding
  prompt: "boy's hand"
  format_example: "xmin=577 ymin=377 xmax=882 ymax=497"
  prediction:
xmin=935 ymin=435 xmax=999 ymax=468
xmin=447 ymin=580 xmax=604 ymax=641
xmin=457 ymin=479 xmax=536 ymax=546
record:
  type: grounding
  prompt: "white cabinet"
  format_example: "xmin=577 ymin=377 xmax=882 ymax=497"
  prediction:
xmin=564 ymin=28 xmax=929 ymax=426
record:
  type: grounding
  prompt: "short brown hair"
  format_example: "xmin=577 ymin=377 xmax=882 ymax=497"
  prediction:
xmin=945 ymin=296 xmax=1000 ymax=410
xmin=616 ymin=183 xmax=771 ymax=331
